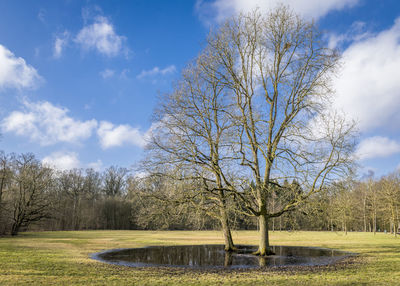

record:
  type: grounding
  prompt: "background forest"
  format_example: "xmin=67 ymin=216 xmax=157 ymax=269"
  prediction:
xmin=1 ymin=150 xmax=398 ymax=236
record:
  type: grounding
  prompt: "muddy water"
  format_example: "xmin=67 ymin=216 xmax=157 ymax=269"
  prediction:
xmin=92 ymin=244 xmax=353 ymax=269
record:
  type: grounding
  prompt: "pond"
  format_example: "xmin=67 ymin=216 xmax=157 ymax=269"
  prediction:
xmin=91 ymin=245 xmax=354 ymax=269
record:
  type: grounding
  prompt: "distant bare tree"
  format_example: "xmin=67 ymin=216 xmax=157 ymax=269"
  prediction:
xmin=9 ymin=154 xmax=54 ymax=235
xmin=103 ymin=166 xmax=128 ymax=197
xmin=366 ymin=178 xmax=379 ymax=234
xmin=380 ymin=174 xmax=400 ymax=236
xmin=0 ymin=152 xmax=12 ymax=234
xmin=58 ymin=169 xmax=86 ymax=230
xmin=101 ymin=166 xmax=130 ymax=229
xmin=332 ymin=179 xmax=355 ymax=234
xmin=82 ymin=168 xmax=102 ymax=228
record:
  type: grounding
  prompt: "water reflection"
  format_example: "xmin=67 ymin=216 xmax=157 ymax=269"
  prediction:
xmin=93 ymin=245 xmax=351 ymax=269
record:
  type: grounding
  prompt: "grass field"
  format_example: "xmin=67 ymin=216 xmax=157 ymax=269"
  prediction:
xmin=1 ymin=230 xmax=400 ymax=285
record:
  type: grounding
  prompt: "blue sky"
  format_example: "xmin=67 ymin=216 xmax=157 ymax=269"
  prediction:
xmin=0 ymin=0 xmax=399 ymax=178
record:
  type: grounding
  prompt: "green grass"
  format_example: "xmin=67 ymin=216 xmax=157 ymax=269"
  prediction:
xmin=0 ymin=230 xmax=399 ymax=285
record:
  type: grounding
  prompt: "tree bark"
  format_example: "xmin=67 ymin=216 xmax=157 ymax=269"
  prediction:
xmin=220 ymin=207 xmax=235 ymax=251
xmin=224 ymin=251 xmax=233 ymax=266
xmin=257 ymin=214 xmax=274 ymax=255
xmin=11 ymin=222 xmax=20 ymax=236
xmin=363 ymin=195 xmax=367 ymax=232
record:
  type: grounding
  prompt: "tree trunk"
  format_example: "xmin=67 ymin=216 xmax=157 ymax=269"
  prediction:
xmin=11 ymin=222 xmax=20 ymax=236
xmin=391 ymin=206 xmax=396 ymax=236
xmin=0 ymin=177 xmax=4 ymax=208
xmin=272 ymin=196 xmax=275 ymax=232
xmin=363 ymin=196 xmax=367 ymax=232
xmin=396 ymin=206 xmax=399 ymax=237
xmin=220 ymin=207 xmax=235 ymax=251
xmin=224 ymin=251 xmax=233 ymax=266
xmin=257 ymin=214 xmax=274 ymax=256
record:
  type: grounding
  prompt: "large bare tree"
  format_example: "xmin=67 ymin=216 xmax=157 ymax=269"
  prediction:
xmin=199 ymin=7 xmax=356 ymax=255
xmin=146 ymin=52 xmax=238 ymax=250
xmin=148 ymin=6 xmax=356 ymax=255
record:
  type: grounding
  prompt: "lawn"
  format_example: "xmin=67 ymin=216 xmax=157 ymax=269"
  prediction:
xmin=0 ymin=230 xmax=399 ymax=285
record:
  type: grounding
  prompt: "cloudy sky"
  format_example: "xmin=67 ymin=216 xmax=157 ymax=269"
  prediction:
xmin=0 ymin=0 xmax=399 ymax=177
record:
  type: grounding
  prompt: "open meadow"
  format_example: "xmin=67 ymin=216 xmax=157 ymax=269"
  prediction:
xmin=1 ymin=230 xmax=400 ymax=285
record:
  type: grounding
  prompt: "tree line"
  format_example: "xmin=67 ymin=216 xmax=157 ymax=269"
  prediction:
xmin=0 ymin=151 xmax=236 ymax=235
xmin=1 ymin=150 xmax=400 ymax=238
xmin=295 ymin=174 xmax=400 ymax=235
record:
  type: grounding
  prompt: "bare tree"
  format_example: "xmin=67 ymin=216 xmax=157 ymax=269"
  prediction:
xmin=332 ymin=179 xmax=355 ymax=234
xmin=82 ymin=168 xmax=102 ymax=229
xmin=9 ymin=154 xmax=54 ymax=235
xmin=101 ymin=166 xmax=130 ymax=229
xmin=58 ymin=169 xmax=86 ymax=230
xmin=148 ymin=6 xmax=356 ymax=255
xmin=380 ymin=174 xmax=400 ymax=236
xmin=201 ymin=6 xmax=357 ymax=255
xmin=146 ymin=52 xmax=238 ymax=250
xmin=103 ymin=166 xmax=128 ymax=197
xmin=0 ymin=152 xmax=12 ymax=234
xmin=366 ymin=178 xmax=378 ymax=234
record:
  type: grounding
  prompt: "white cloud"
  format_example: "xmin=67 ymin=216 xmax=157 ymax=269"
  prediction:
xmin=333 ymin=17 xmax=400 ymax=132
xmin=42 ymin=151 xmax=81 ymax=170
xmin=1 ymin=99 xmax=154 ymax=150
xmin=196 ymin=0 xmax=358 ymax=24
xmin=99 ymin=69 xmax=115 ymax=79
xmin=75 ymin=16 xmax=128 ymax=57
xmin=42 ymin=152 xmax=104 ymax=171
xmin=355 ymin=136 xmax=400 ymax=160
xmin=97 ymin=121 xmax=147 ymax=149
xmin=1 ymin=100 xmax=98 ymax=146
xmin=0 ymin=44 xmax=41 ymax=90
xmin=53 ymin=31 xmax=70 ymax=59
xmin=137 ymin=65 xmax=176 ymax=80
